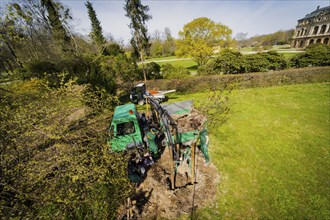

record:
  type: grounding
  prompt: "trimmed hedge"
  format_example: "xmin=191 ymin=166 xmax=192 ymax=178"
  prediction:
xmin=144 ymin=67 xmax=330 ymax=93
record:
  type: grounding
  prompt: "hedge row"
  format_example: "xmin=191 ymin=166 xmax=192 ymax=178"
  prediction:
xmin=144 ymin=67 xmax=330 ymax=93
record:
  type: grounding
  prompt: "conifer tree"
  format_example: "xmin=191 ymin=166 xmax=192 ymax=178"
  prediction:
xmin=124 ymin=0 xmax=152 ymax=81
xmin=85 ymin=1 xmax=106 ymax=49
xmin=41 ymin=0 xmax=71 ymax=49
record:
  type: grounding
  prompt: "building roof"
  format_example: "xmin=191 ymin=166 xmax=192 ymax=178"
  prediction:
xmin=300 ymin=6 xmax=330 ymax=20
xmin=112 ymin=104 xmax=137 ymax=122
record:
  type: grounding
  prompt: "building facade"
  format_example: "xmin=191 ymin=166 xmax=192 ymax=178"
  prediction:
xmin=292 ymin=6 xmax=330 ymax=48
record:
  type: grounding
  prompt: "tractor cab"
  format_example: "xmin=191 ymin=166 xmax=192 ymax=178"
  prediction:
xmin=108 ymin=104 xmax=144 ymax=152
xmin=130 ymin=83 xmax=146 ymax=105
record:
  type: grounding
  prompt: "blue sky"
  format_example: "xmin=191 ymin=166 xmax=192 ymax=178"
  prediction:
xmin=1 ymin=0 xmax=329 ymax=43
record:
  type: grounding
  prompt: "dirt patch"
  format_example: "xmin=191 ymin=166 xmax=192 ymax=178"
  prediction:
xmin=122 ymin=147 xmax=220 ymax=219
xmin=172 ymin=109 xmax=207 ymax=133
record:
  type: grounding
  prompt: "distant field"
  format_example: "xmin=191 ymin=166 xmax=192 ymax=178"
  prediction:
xmin=145 ymin=57 xmax=198 ymax=72
xmin=165 ymin=83 xmax=330 ymax=219
xmin=145 ymin=47 xmax=302 ymax=70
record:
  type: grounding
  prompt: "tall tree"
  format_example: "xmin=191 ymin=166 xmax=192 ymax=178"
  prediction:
xmin=176 ymin=17 xmax=232 ymax=66
xmin=85 ymin=1 xmax=106 ymax=49
xmin=41 ymin=0 xmax=71 ymax=50
xmin=124 ymin=0 xmax=152 ymax=81
xmin=150 ymin=30 xmax=163 ymax=57
xmin=163 ymin=27 xmax=176 ymax=56
xmin=235 ymin=32 xmax=248 ymax=50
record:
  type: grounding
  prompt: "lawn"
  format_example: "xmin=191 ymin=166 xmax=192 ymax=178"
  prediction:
xmin=167 ymin=83 xmax=330 ymax=219
xmin=146 ymin=57 xmax=198 ymax=72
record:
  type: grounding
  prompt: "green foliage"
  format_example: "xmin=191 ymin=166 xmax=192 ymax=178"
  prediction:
xmin=85 ymin=0 xmax=106 ymax=49
xmin=198 ymin=50 xmax=287 ymax=75
xmin=41 ymin=0 xmax=71 ymax=49
xmin=161 ymin=63 xmax=190 ymax=79
xmin=25 ymin=60 xmax=59 ymax=78
xmin=124 ymin=0 xmax=152 ymax=59
xmin=176 ymin=17 xmax=232 ymax=66
xmin=103 ymin=43 xmax=125 ymax=56
xmin=150 ymin=32 xmax=163 ymax=58
xmin=144 ymin=62 xmax=162 ymax=79
xmin=0 ymin=78 xmax=132 ymax=218
xmin=147 ymin=67 xmax=330 ymax=93
xmin=245 ymin=53 xmax=271 ymax=72
xmin=290 ymin=44 xmax=330 ymax=68
xmin=243 ymin=29 xmax=294 ymax=48
xmin=82 ymin=85 xmax=119 ymax=114
xmin=198 ymin=49 xmax=246 ymax=75
xmin=100 ymin=53 xmax=140 ymax=84
xmin=149 ymin=28 xmax=176 ymax=58
xmin=262 ymin=51 xmax=288 ymax=70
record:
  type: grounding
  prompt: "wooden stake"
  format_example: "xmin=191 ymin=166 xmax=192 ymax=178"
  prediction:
xmin=168 ymin=147 xmax=175 ymax=190
xmin=191 ymin=142 xmax=196 ymax=184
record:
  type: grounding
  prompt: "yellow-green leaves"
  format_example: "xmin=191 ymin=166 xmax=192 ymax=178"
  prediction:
xmin=176 ymin=17 xmax=233 ymax=66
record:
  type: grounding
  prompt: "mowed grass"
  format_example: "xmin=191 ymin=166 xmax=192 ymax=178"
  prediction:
xmin=167 ymin=83 xmax=330 ymax=219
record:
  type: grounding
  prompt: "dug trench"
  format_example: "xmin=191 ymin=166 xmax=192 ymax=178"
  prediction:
xmin=117 ymin=146 xmax=220 ymax=219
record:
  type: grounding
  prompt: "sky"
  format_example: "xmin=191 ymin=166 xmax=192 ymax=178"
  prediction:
xmin=1 ymin=0 xmax=330 ymax=44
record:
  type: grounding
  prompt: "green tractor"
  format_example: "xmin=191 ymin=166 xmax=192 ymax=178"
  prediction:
xmin=107 ymin=95 xmax=209 ymax=188
xmin=108 ymin=104 xmax=144 ymax=152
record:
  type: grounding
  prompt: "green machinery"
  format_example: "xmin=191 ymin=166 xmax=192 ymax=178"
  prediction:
xmin=107 ymin=95 xmax=209 ymax=189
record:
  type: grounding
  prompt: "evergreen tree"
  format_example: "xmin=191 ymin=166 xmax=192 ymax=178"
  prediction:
xmin=41 ymin=0 xmax=71 ymax=49
xmin=124 ymin=0 xmax=152 ymax=81
xmin=85 ymin=1 xmax=106 ymax=49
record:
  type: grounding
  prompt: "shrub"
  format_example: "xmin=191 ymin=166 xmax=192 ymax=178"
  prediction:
xmin=198 ymin=49 xmax=247 ymax=75
xmin=101 ymin=53 xmax=140 ymax=83
xmin=290 ymin=44 xmax=330 ymax=67
xmin=25 ymin=60 xmax=59 ymax=78
xmin=103 ymin=43 xmax=125 ymax=56
xmin=245 ymin=53 xmax=270 ymax=72
xmin=0 ymin=79 xmax=132 ymax=218
xmin=262 ymin=51 xmax=288 ymax=70
xmin=144 ymin=62 xmax=162 ymax=80
xmin=146 ymin=67 xmax=330 ymax=93
xmin=161 ymin=63 xmax=190 ymax=79
xmin=82 ymin=85 xmax=119 ymax=114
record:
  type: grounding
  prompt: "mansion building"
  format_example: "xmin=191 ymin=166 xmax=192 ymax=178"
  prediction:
xmin=292 ymin=6 xmax=330 ymax=48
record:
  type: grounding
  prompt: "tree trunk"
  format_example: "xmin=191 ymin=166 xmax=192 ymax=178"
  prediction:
xmin=5 ymin=41 xmax=23 ymax=68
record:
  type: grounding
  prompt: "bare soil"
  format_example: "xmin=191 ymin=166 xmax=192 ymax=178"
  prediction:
xmin=123 ymin=147 xmax=220 ymax=219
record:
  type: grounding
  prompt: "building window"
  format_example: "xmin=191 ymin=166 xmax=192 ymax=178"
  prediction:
xmin=324 ymin=38 xmax=329 ymax=45
xmin=297 ymin=31 xmax=300 ymax=37
xmin=313 ymin=26 xmax=319 ymax=35
xmin=320 ymin=25 xmax=327 ymax=34
xmin=304 ymin=29 xmax=308 ymax=35
xmin=316 ymin=39 xmax=322 ymax=44
xmin=309 ymin=39 xmax=314 ymax=45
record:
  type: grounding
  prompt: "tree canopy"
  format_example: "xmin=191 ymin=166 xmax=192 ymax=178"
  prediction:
xmin=176 ymin=17 xmax=232 ymax=66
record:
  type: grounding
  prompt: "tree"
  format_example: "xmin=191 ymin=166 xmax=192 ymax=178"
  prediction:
xmin=124 ymin=0 xmax=152 ymax=81
xmin=176 ymin=17 xmax=232 ymax=66
xmin=150 ymin=30 xmax=163 ymax=57
xmin=235 ymin=32 xmax=248 ymax=50
xmin=41 ymin=0 xmax=71 ymax=49
xmin=162 ymin=27 xmax=176 ymax=56
xmin=85 ymin=1 xmax=106 ymax=50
